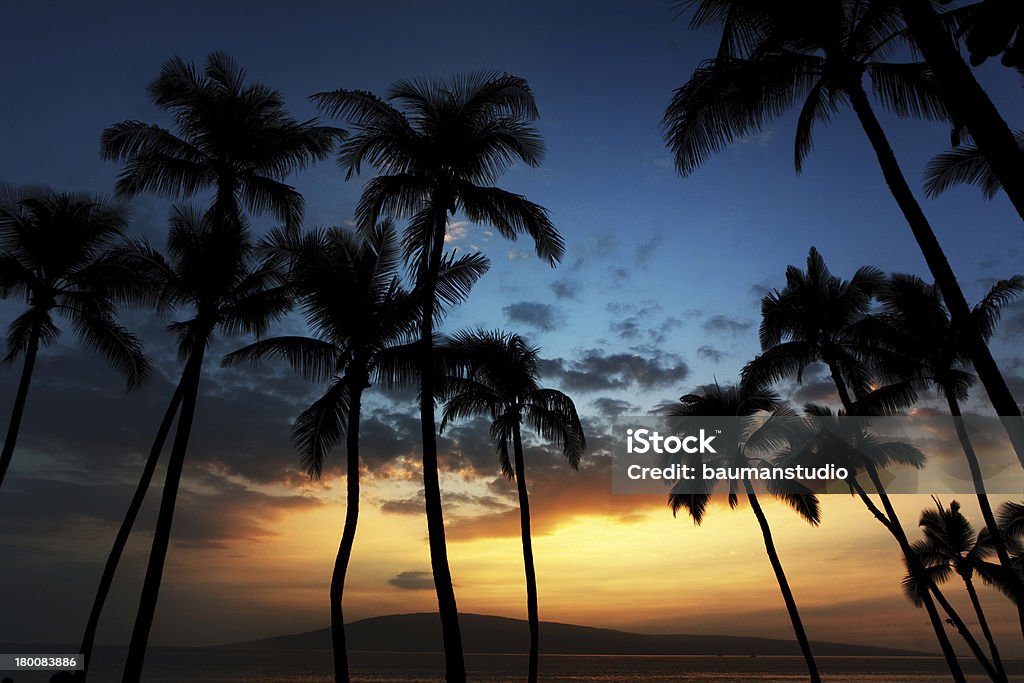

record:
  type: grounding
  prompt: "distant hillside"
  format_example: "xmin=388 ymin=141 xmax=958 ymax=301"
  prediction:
xmin=221 ymin=613 xmax=928 ymax=657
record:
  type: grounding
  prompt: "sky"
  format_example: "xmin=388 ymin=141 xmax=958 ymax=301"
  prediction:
xmin=1 ymin=0 xmax=1024 ymax=659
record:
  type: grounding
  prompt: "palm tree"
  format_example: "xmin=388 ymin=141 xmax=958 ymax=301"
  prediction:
xmin=923 ymin=130 xmax=1024 ymax=200
xmin=896 ymin=0 xmax=1024 ymax=219
xmin=439 ymin=329 xmax=585 ymax=683
xmin=904 ymin=499 xmax=1008 ymax=682
xmin=0 ymin=187 xmax=148 ymax=490
xmin=117 ymin=207 xmax=290 ymax=682
xmin=223 ymin=223 xmax=488 ymax=683
xmin=101 ymin=51 xmax=339 ymax=231
xmin=665 ymin=380 xmax=822 ymax=683
xmin=876 ymin=273 xmax=1024 ymax=634
xmin=745 ymin=249 xmax=967 ymax=682
xmin=312 ymin=72 xmax=564 ymax=682
xmin=664 ymin=0 xmax=1024 ymax=463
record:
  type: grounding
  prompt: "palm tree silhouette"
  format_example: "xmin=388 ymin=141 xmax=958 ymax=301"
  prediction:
xmin=101 ymin=51 xmax=339 ymax=231
xmin=745 ymin=248 xmax=966 ymax=682
xmin=924 ymin=130 xmax=1024 ymax=200
xmin=896 ymin=0 xmax=1024 ymax=218
xmin=876 ymin=273 xmax=1024 ymax=634
xmin=664 ymin=0 xmax=1024 ymax=462
xmin=440 ymin=329 xmax=585 ymax=683
xmin=117 ymin=207 xmax=290 ymax=682
xmin=904 ymin=498 xmax=1009 ymax=683
xmin=0 ymin=187 xmax=148 ymax=491
xmin=665 ymin=380 xmax=822 ymax=683
xmin=311 ymin=72 xmax=564 ymax=682
xmin=223 ymin=223 xmax=488 ymax=683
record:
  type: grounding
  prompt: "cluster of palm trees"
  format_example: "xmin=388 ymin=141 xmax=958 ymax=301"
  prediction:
xmin=2 ymin=0 xmax=1024 ymax=682
xmin=1 ymin=55 xmax=585 ymax=683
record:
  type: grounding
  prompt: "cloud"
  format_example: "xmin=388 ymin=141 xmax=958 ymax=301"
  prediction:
xmin=702 ymin=315 xmax=754 ymax=336
xmin=540 ymin=349 xmax=689 ymax=393
xmin=502 ymin=302 xmax=560 ymax=332
xmin=592 ymin=397 xmax=639 ymax=419
xmin=387 ymin=571 xmax=435 ymax=590
xmin=634 ymin=235 xmax=663 ymax=267
xmin=550 ymin=279 xmax=580 ymax=301
xmin=697 ymin=346 xmax=724 ymax=363
xmin=506 ymin=250 xmax=531 ymax=261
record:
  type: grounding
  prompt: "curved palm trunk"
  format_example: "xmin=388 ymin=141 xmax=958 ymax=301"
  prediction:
xmin=962 ymin=574 xmax=1007 ymax=682
xmin=330 ymin=380 xmax=364 ymax=683
xmin=742 ymin=479 xmax=821 ymax=683
xmin=0 ymin=320 xmax=41 ymax=491
xmin=511 ymin=423 xmax=540 ymax=683
xmin=77 ymin=380 xmax=186 ymax=682
xmin=122 ymin=344 xmax=206 ymax=683
xmin=898 ymin=0 xmax=1024 ymax=223
xmin=929 ymin=578 xmax=1004 ymax=682
xmin=945 ymin=390 xmax=1024 ymax=637
xmin=418 ymin=204 xmax=465 ymax=683
xmin=843 ymin=80 xmax=1024 ymax=470
xmin=827 ymin=362 xmax=967 ymax=683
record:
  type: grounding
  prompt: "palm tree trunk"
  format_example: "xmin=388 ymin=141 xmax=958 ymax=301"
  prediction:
xmin=330 ymin=379 xmax=364 ymax=683
xmin=418 ymin=202 xmax=465 ymax=683
xmin=898 ymin=0 xmax=1024 ymax=222
xmin=929 ymin=578 xmax=1004 ymax=683
xmin=962 ymin=574 xmax=1008 ymax=682
xmin=76 ymin=380 xmax=186 ymax=682
xmin=843 ymin=80 xmax=1024 ymax=469
xmin=0 ymin=320 xmax=41 ymax=491
xmin=742 ymin=479 xmax=821 ymax=683
xmin=512 ymin=423 xmax=540 ymax=683
xmin=122 ymin=344 xmax=206 ymax=683
xmin=826 ymin=362 xmax=966 ymax=682
xmin=945 ymin=390 xmax=1024 ymax=637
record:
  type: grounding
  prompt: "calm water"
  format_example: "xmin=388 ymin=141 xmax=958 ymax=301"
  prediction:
xmin=3 ymin=648 xmax=1023 ymax=682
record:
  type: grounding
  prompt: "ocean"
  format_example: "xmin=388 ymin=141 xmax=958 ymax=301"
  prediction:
xmin=2 ymin=648 xmax=1022 ymax=682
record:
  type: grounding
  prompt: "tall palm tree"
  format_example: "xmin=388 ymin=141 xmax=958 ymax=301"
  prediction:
xmin=664 ymin=0 xmax=1024 ymax=462
xmin=923 ymin=130 xmax=1024 ymax=200
xmin=744 ymin=249 xmax=967 ymax=682
xmin=904 ymin=499 xmax=1009 ymax=682
xmin=666 ymin=380 xmax=823 ymax=683
xmin=440 ymin=329 xmax=585 ymax=683
xmin=117 ymin=207 xmax=290 ymax=682
xmin=897 ymin=0 xmax=1024 ymax=219
xmin=223 ymin=223 xmax=488 ymax=683
xmin=101 ymin=51 xmax=339 ymax=231
xmin=876 ymin=273 xmax=1024 ymax=633
xmin=312 ymin=72 xmax=564 ymax=682
xmin=0 ymin=187 xmax=149 ymax=490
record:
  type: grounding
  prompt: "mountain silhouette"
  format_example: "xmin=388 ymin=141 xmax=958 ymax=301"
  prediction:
xmin=220 ymin=613 xmax=928 ymax=657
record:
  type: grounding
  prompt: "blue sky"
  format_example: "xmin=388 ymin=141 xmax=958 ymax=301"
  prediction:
xmin=2 ymin=0 xmax=1024 ymax=650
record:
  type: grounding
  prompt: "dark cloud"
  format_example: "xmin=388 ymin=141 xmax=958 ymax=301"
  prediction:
xmin=380 ymin=488 xmax=515 ymax=516
xmin=387 ymin=571 xmax=435 ymax=590
xmin=634 ymin=235 xmax=662 ymax=266
xmin=550 ymin=279 xmax=580 ymax=301
xmin=702 ymin=315 xmax=754 ymax=336
xmin=697 ymin=346 xmax=724 ymax=363
xmin=540 ymin=349 xmax=688 ymax=393
xmin=502 ymin=301 xmax=560 ymax=332
xmin=592 ymin=397 xmax=639 ymax=419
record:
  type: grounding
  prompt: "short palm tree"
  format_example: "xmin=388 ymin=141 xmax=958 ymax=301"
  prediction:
xmin=117 ymin=207 xmax=290 ymax=682
xmin=101 ymin=51 xmax=339 ymax=230
xmin=904 ymin=499 xmax=1008 ymax=683
xmin=876 ymin=273 xmax=1024 ymax=633
xmin=666 ymin=380 xmax=822 ymax=683
xmin=0 ymin=187 xmax=148 ymax=491
xmin=665 ymin=0 xmax=1024 ymax=460
xmin=223 ymin=223 xmax=488 ymax=683
xmin=312 ymin=72 xmax=564 ymax=682
xmin=745 ymin=247 xmax=965 ymax=680
xmin=440 ymin=329 xmax=585 ymax=683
